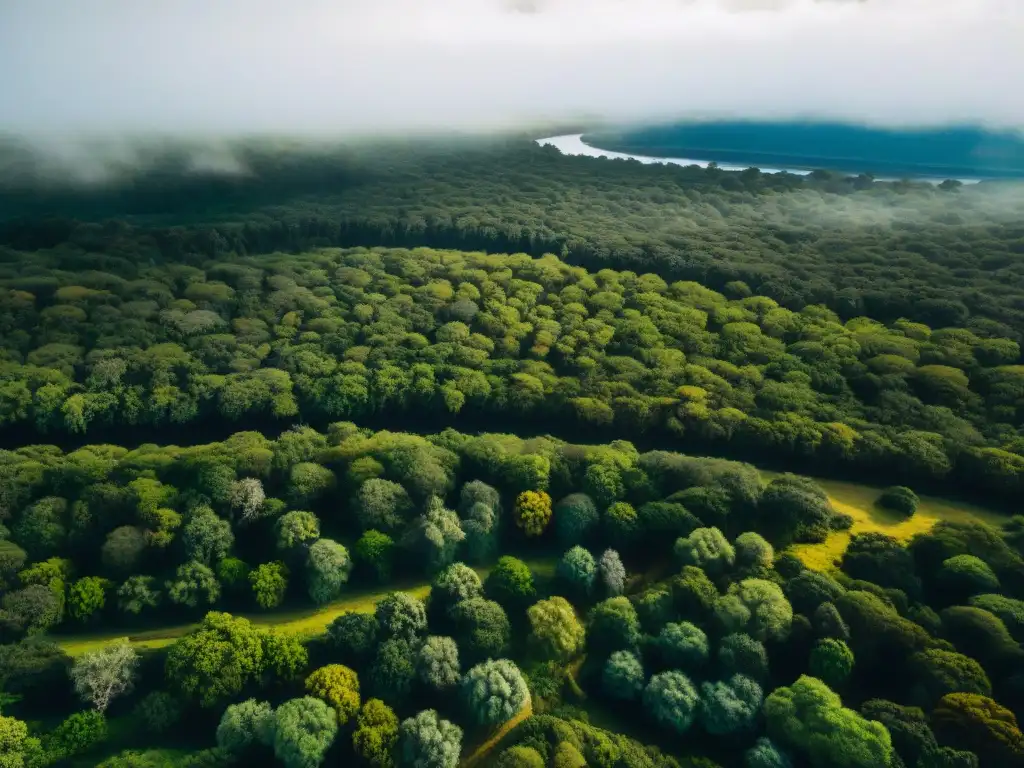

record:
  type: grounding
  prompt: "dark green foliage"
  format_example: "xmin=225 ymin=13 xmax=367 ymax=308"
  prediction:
xmin=813 ymin=602 xmax=851 ymax=641
xmin=879 ymin=487 xmax=920 ymax=517
xmin=135 ymin=692 xmax=182 ymax=736
xmin=836 ymin=590 xmax=937 ymax=667
xmin=938 ymin=607 xmax=1024 ymax=673
xmin=399 ymin=710 xmax=462 ymax=768
xmin=557 ymin=546 xmax=597 ymax=598
xmin=939 ymin=557 xmax=1000 ymax=602
xmin=461 ymin=659 xmax=530 ymax=725
xmin=375 ymin=592 xmax=427 ymax=642
xmin=327 ymin=612 xmax=379 ymax=666
xmin=671 ymin=566 xmax=718 ymax=620
xmin=450 ymin=598 xmax=510 ymax=664
xmin=755 ymin=477 xmax=833 ymax=547
xmin=860 ymin=699 xmax=937 ymax=767
xmin=643 ymin=671 xmax=700 ymax=734
xmin=554 ymin=494 xmax=599 ymax=547
xmin=656 ymin=622 xmax=709 ymax=671
xmin=785 ymin=571 xmax=847 ymax=615
xmin=368 ymin=639 xmax=416 ymax=707
xmin=603 ymin=651 xmax=645 ymax=701
xmin=47 ymin=710 xmax=107 ymax=760
xmin=808 ymin=638 xmax=855 ymax=688
xmin=967 ymin=594 xmax=1024 ymax=641
xmin=355 ymin=530 xmax=396 ymax=583
xmin=931 ymin=693 xmax=1024 ymax=768
xmin=637 ymin=502 xmax=701 ymax=543
xmin=588 ymin=597 xmax=641 ymax=656
xmin=910 ymin=650 xmax=992 ymax=706
xmin=842 ymin=533 xmax=921 ymax=598
xmin=699 ymin=674 xmax=763 ymax=735
xmin=429 ymin=563 xmax=483 ymax=623
xmin=744 ymin=737 xmax=793 ymax=768
xmin=717 ymin=633 xmax=770 ymax=682
xmin=484 ymin=556 xmax=536 ymax=612
xmin=604 ymin=502 xmax=639 ymax=545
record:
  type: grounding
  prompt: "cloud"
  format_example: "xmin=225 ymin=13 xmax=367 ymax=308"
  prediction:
xmin=1 ymin=0 xmax=1022 ymax=147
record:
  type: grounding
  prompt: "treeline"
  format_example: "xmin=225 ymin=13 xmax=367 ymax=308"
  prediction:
xmin=0 ymin=246 xmax=1022 ymax=507
xmin=2 ymin=138 xmax=1024 ymax=337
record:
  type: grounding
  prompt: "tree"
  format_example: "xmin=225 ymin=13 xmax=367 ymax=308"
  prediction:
xmin=597 ymin=549 xmax=626 ymax=596
xmin=484 ymin=556 xmax=536 ymax=611
xmin=714 ymin=579 xmax=793 ymax=642
xmin=216 ymin=698 xmax=274 ymax=755
xmin=495 ymin=746 xmax=545 ymax=768
xmin=0 ymin=716 xmax=34 ymax=768
xmin=135 ymin=692 xmax=182 ymax=736
xmin=327 ymin=612 xmax=379 ymax=666
xmin=355 ymin=479 xmax=414 ymax=533
xmin=514 ymin=491 xmax=552 ymax=538
xmin=13 ymin=496 xmax=67 ymax=559
xmin=675 ymin=527 xmax=736 ymax=576
xmin=68 ymin=576 xmax=109 ymax=622
xmin=165 ymin=612 xmax=265 ymax=707
xmin=355 ymin=530 xmax=396 ymax=583
xmin=910 ymin=649 xmax=992 ymax=705
xmin=353 ymin=698 xmax=399 ymax=768
xmin=656 ymin=622 xmax=709 ymax=671
xmin=603 ymin=650 xmax=645 ymax=701
xmin=417 ymin=636 xmax=461 ymax=692
xmin=932 ymin=693 xmax=1024 ymax=768
xmin=276 ymin=510 xmax=320 ymax=551
xmin=429 ymin=563 xmax=483 ymax=625
xmin=101 ymin=526 xmax=147 ymax=575
xmin=735 ymin=532 xmax=775 ymax=570
xmin=553 ymin=494 xmax=598 ymax=547
xmin=764 ymin=675 xmax=893 ymax=768
xmin=288 ymin=462 xmax=335 ymax=507
xmin=182 ymin=506 xmax=233 ymax=565
xmin=718 ymin=633 xmax=770 ymax=682
xmin=306 ymin=664 xmax=361 ymax=726
xmin=859 ymin=699 xmax=938 ymax=768
xmin=700 ymin=674 xmax=763 ymax=735
xmin=263 ymin=629 xmax=310 ymax=684
xmin=369 ymin=639 xmax=416 ymax=707
xmin=588 ymin=596 xmax=641 ymax=656
xmin=878 ymin=486 xmax=919 ymax=517
xmin=643 ymin=670 xmax=699 ymax=734
xmin=451 ymin=598 xmax=510 ymax=665
xmin=583 ymin=462 xmax=624 ymax=508
xmin=47 ymin=710 xmax=107 ymax=760
xmin=375 ymin=592 xmax=427 ymax=641
xmin=672 ymin=565 xmax=718 ymax=619
xmin=939 ymin=556 xmax=1000 ymax=602
xmin=229 ymin=478 xmax=267 ymax=523
xmin=0 ymin=584 xmax=62 ymax=635
xmin=116 ymin=575 xmax=160 ymax=615
xmin=939 ymin=606 xmax=1023 ymax=672
xmin=273 ymin=697 xmax=338 ymax=768
xmin=842 ymin=532 xmax=921 ymax=598
xmin=461 ymin=659 xmax=530 ymax=726
xmin=307 ymin=538 xmax=352 ymax=604
xmin=166 ymin=561 xmax=221 ymax=608
xmin=784 ymin=570 xmax=846 ymax=615
xmin=809 ymin=639 xmax=855 ymax=688
xmin=399 ymin=710 xmax=462 ymax=768
xmin=250 ymin=562 xmax=288 ymax=609
xmin=744 ymin=738 xmax=794 ymax=768
xmin=70 ymin=639 xmax=139 ymax=713
xmin=462 ymin=501 xmax=498 ymax=564
xmin=968 ymin=594 xmax=1024 ymax=642
xmin=406 ymin=497 xmax=464 ymax=573
xmin=557 ymin=546 xmax=596 ymax=598
xmin=813 ymin=602 xmax=850 ymax=641
xmin=527 ymin=597 xmax=584 ymax=661
xmin=604 ymin=501 xmax=639 ymax=545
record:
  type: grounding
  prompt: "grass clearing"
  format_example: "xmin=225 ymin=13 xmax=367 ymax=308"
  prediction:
xmin=773 ymin=472 xmax=1007 ymax=571
xmin=60 ymin=557 xmax=554 ymax=657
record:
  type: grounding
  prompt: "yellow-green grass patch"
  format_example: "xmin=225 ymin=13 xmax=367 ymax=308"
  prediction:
xmin=767 ymin=472 xmax=1007 ymax=571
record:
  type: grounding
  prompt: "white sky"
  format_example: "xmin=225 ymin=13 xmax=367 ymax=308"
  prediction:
xmin=0 ymin=0 xmax=1022 ymax=141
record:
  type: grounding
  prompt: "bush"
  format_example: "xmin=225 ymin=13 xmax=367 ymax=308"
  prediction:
xmin=461 ymin=659 xmax=530 ymax=725
xmin=675 ymin=527 xmax=736 ymax=576
xmin=485 ymin=556 xmax=537 ymax=611
xmin=643 ymin=671 xmax=699 ymax=735
xmin=588 ymin=597 xmax=641 ymax=656
xmin=932 ymin=693 xmax=1024 ymax=768
xmin=878 ymin=486 xmax=920 ymax=517
xmin=451 ymin=598 xmax=511 ymax=665
xmin=305 ymin=664 xmax=361 ymax=726
xmin=808 ymin=639 xmax=855 ymax=688
xmin=354 ymin=530 xmax=395 ymax=583
xmin=326 ymin=612 xmax=379 ymax=666
xmin=656 ymin=622 xmax=709 ymax=671
xmin=910 ymin=649 xmax=992 ymax=705
xmin=557 ymin=547 xmax=597 ymax=598
xmin=699 ymin=674 xmax=763 ymax=735
xmin=554 ymin=494 xmax=599 ymax=547
xmin=939 ymin=556 xmax=1000 ymax=602
xmin=400 ymin=710 xmax=462 ymax=768
xmin=135 ymin=692 xmax=182 ymax=735
xmin=718 ymin=633 xmax=770 ymax=682
xmin=216 ymin=699 xmax=274 ymax=755
xmin=603 ymin=650 xmax=645 ymax=701
xmin=47 ymin=710 xmax=107 ymax=760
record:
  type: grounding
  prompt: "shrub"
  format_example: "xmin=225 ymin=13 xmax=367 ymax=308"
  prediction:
xmin=656 ymin=622 xmax=709 ymax=671
xmin=643 ymin=671 xmax=699 ymax=734
xmin=554 ymin=494 xmax=599 ymax=547
xmin=878 ymin=486 xmax=919 ymax=517
xmin=461 ymin=659 xmax=530 ymax=726
xmin=808 ymin=639 xmax=855 ymax=688
xmin=603 ymin=650 xmax=645 ymax=701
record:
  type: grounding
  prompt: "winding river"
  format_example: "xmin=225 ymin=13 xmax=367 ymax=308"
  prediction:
xmin=536 ymin=133 xmax=981 ymax=184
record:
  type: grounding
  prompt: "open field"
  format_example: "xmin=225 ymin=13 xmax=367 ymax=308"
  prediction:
xmin=776 ymin=473 xmax=1007 ymax=571
xmin=60 ymin=557 xmax=557 ymax=657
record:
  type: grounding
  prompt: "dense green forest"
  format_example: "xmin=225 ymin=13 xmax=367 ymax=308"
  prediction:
xmin=0 ymin=137 xmax=1022 ymax=767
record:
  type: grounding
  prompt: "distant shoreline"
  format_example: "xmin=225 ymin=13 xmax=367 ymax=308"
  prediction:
xmin=536 ymin=133 xmax=984 ymax=185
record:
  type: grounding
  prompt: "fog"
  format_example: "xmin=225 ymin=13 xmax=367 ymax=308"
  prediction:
xmin=1 ymin=0 xmax=1022 ymax=180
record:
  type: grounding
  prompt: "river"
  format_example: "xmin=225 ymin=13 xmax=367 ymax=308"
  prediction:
xmin=536 ymin=133 xmax=981 ymax=184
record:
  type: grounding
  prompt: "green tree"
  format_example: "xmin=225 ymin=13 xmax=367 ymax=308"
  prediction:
xmin=369 ymin=639 xmax=416 ymax=707
xmin=165 ymin=612 xmax=265 ymax=707
xmin=306 ymin=538 xmax=352 ymax=604
xmin=353 ymin=699 xmax=399 ymax=768
xmin=47 ymin=710 xmax=107 ymax=761
xmin=718 ymin=633 xmax=770 ymax=682
xmin=656 ymin=622 xmax=709 ymax=671
xmin=305 ymin=664 xmax=361 ymax=726
xmin=878 ymin=486 xmax=919 ymax=517
xmin=166 ymin=561 xmax=221 ymax=608
xmin=484 ymin=556 xmax=536 ymax=611
xmin=744 ymin=738 xmax=794 ymax=768
xmin=416 ymin=636 xmax=461 ymax=692
xmin=354 ymin=480 xmax=414 ymax=534
xmin=375 ymin=592 xmax=427 ymax=641
xmin=249 ymin=562 xmax=288 ymax=609
xmin=734 ymin=532 xmax=775 ymax=570
xmin=101 ymin=527 xmax=147 ymax=576
xmin=461 ymin=659 xmax=530 ymax=726
xmin=68 ymin=576 xmax=109 ymax=622
xmin=604 ymin=501 xmax=638 ymax=545
xmin=588 ymin=597 xmax=641 ymax=656
xmin=910 ymin=649 xmax=992 ymax=705
xmin=932 ymin=693 xmax=1024 ymax=768
xmin=672 ymin=565 xmax=718 ymax=619
xmin=355 ymin=530 xmax=396 ymax=583
xmin=553 ymin=494 xmax=598 ymax=547
xmin=429 ymin=563 xmax=483 ymax=624
xmin=764 ymin=675 xmax=893 ymax=768
xmin=700 ymin=674 xmax=763 ymax=735
xmin=116 ymin=576 xmax=160 ymax=615
xmin=135 ymin=692 xmax=182 ymax=736
xmin=675 ymin=527 xmax=735 ymax=576
xmin=399 ymin=710 xmax=462 ymax=768
xmin=182 ymin=506 xmax=233 ymax=565
xmin=273 ymin=697 xmax=338 ymax=768
xmin=327 ymin=612 xmax=379 ymax=667
xmin=263 ymin=629 xmax=309 ymax=684
xmin=216 ymin=698 xmax=274 ymax=755
xmin=451 ymin=598 xmax=510 ymax=665
xmin=939 ymin=556 xmax=1000 ymax=602
xmin=557 ymin=546 xmax=596 ymax=598
xmin=714 ymin=579 xmax=793 ymax=642
xmin=643 ymin=670 xmax=699 ymax=735
xmin=808 ymin=639 xmax=855 ymax=688
xmin=276 ymin=511 xmax=320 ymax=551
xmin=603 ymin=650 xmax=645 ymax=701
xmin=406 ymin=497 xmax=464 ymax=573
xmin=527 ymin=597 xmax=585 ymax=661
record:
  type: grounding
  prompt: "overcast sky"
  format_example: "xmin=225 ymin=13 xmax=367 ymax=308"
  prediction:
xmin=1 ymin=0 xmax=1022 ymax=143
